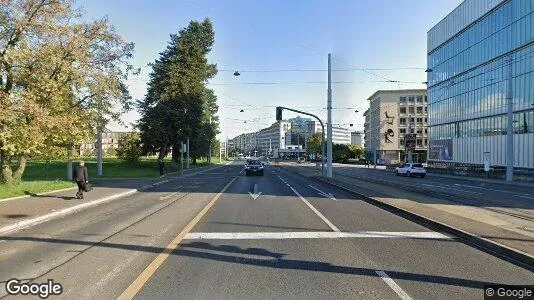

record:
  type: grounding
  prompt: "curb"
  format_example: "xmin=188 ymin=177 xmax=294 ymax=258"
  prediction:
xmin=0 ymin=165 xmax=222 ymax=236
xmin=312 ymin=176 xmax=534 ymax=272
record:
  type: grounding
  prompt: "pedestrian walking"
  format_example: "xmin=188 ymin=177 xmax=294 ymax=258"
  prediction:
xmin=73 ymin=161 xmax=89 ymax=199
xmin=158 ymin=159 xmax=165 ymax=177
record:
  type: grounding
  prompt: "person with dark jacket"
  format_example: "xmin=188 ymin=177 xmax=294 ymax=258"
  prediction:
xmin=158 ymin=159 xmax=165 ymax=177
xmin=73 ymin=161 xmax=89 ymax=199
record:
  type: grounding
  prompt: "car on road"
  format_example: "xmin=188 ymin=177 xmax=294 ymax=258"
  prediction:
xmin=297 ymin=157 xmax=306 ymax=163
xmin=395 ymin=163 xmax=426 ymax=177
xmin=245 ymin=159 xmax=264 ymax=176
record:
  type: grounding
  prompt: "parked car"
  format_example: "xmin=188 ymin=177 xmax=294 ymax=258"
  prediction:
xmin=297 ymin=157 xmax=306 ymax=163
xmin=395 ymin=163 xmax=426 ymax=177
xmin=245 ymin=159 xmax=264 ymax=176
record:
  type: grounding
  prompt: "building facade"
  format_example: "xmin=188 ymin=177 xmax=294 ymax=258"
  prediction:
xmin=351 ymin=131 xmax=363 ymax=146
xmin=308 ymin=121 xmax=352 ymax=145
xmin=427 ymin=0 xmax=534 ymax=171
xmin=79 ymin=131 xmax=130 ymax=155
xmin=364 ymin=89 xmax=428 ymax=164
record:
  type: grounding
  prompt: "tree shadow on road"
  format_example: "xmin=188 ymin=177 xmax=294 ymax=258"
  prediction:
xmin=0 ymin=235 xmax=521 ymax=290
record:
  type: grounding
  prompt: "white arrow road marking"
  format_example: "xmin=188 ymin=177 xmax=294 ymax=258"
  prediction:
xmin=248 ymin=184 xmax=262 ymax=200
xmin=308 ymin=185 xmax=337 ymax=201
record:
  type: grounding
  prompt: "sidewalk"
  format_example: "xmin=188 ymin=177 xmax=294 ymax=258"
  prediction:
xmin=0 ymin=164 xmax=220 ymax=234
xmin=277 ymin=162 xmax=534 ymax=267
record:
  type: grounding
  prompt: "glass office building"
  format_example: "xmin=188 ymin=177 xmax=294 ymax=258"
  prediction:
xmin=427 ymin=0 xmax=534 ymax=172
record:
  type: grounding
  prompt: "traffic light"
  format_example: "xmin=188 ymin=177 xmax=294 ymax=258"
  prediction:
xmin=276 ymin=107 xmax=283 ymax=121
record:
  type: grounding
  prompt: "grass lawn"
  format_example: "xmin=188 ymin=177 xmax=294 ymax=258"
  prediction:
xmin=0 ymin=156 xmax=223 ymax=199
xmin=0 ymin=180 xmax=75 ymax=200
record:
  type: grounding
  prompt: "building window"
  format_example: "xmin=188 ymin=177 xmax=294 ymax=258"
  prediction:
xmin=424 ymin=128 xmax=428 ymax=134
xmin=400 ymin=107 xmax=406 ymax=114
xmin=416 ymin=107 xmax=423 ymax=114
xmin=416 ymin=129 xmax=423 ymax=134
xmin=416 ymin=139 xmax=423 ymax=147
xmin=424 ymin=95 xmax=428 ymax=102
xmin=408 ymin=96 xmax=415 ymax=103
xmin=400 ymin=118 xmax=406 ymax=125
xmin=416 ymin=96 xmax=423 ymax=103
xmin=410 ymin=117 xmax=415 ymax=123
xmin=425 ymin=107 xmax=428 ymax=113
xmin=400 ymin=128 xmax=406 ymax=134
xmin=399 ymin=96 xmax=406 ymax=103
xmin=416 ymin=117 xmax=423 ymax=123
xmin=424 ymin=117 xmax=428 ymax=123
xmin=424 ymin=139 xmax=428 ymax=146
xmin=408 ymin=107 xmax=415 ymax=114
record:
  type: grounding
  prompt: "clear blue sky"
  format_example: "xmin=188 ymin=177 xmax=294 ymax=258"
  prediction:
xmin=81 ymin=0 xmax=462 ymax=139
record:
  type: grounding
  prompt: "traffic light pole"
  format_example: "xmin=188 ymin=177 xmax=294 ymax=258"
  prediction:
xmin=276 ymin=106 xmax=325 ymax=176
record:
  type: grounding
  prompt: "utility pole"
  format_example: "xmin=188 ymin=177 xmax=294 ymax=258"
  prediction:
xmin=506 ymin=55 xmax=514 ymax=181
xmin=187 ymin=138 xmax=190 ymax=169
xmin=297 ymin=133 xmax=300 ymax=158
xmin=181 ymin=142 xmax=184 ymax=175
xmin=208 ymin=115 xmax=212 ymax=164
xmin=96 ymin=96 xmax=103 ymax=176
xmin=407 ymin=114 xmax=413 ymax=163
xmin=327 ymin=53 xmax=333 ymax=178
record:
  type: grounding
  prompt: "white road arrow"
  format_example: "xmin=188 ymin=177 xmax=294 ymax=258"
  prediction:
xmin=308 ymin=185 xmax=337 ymax=201
xmin=248 ymin=184 xmax=262 ymax=200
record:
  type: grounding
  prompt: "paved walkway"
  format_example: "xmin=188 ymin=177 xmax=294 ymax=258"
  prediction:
xmin=277 ymin=162 xmax=534 ymax=259
xmin=0 ymin=165 xmax=220 ymax=231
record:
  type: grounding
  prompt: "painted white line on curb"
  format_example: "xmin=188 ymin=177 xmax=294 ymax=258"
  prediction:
xmin=289 ymin=186 xmax=340 ymax=232
xmin=375 ymin=270 xmax=413 ymax=300
xmin=184 ymin=231 xmax=451 ymax=240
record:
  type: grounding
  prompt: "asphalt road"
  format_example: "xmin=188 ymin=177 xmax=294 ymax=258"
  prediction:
xmin=1 ymin=161 xmax=533 ymax=299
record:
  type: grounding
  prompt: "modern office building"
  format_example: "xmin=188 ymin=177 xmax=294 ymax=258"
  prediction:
xmin=427 ymin=0 xmax=534 ymax=172
xmin=308 ymin=121 xmax=352 ymax=145
xmin=364 ymin=89 xmax=428 ymax=164
xmin=351 ymin=131 xmax=363 ymax=146
xmin=230 ymin=117 xmax=353 ymax=158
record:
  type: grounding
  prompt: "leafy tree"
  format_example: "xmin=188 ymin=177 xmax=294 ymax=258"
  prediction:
xmin=0 ymin=0 xmax=134 ymax=184
xmin=137 ymin=19 xmax=218 ymax=164
xmin=116 ymin=132 xmax=142 ymax=165
xmin=332 ymin=144 xmax=351 ymax=163
xmin=306 ymin=133 xmax=323 ymax=157
xmin=106 ymin=147 xmax=117 ymax=157
xmin=348 ymin=145 xmax=364 ymax=159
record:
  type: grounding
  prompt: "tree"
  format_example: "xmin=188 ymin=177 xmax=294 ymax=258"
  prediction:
xmin=348 ymin=145 xmax=364 ymax=159
xmin=116 ymin=132 xmax=142 ymax=165
xmin=0 ymin=0 xmax=135 ymax=184
xmin=332 ymin=144 xmax=351 ymax=163
xmin=106 ymin=147 xmax=117 ymax=157
xmin=306 ymin=133 xmax=323 ymax=157
xmin=137 ymin=19 xmax=218 ymax=164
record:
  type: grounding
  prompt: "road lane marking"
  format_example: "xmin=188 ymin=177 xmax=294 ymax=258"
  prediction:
xmin=375 ymin=270 xmax=413 ymax=300
xmin=118 ymin=177 xmax=237 ymax=300
xmin=421 ymin=184 xmax=482 ymax=194
xmin=453 ymin=184 xmax=534 ymax=198
xmin=159 ymin=191 xmax=183 ymax=201
xmin=289 ymin=187 xmax=340 ymax=232
xmin=184 ymin=231 xmax=450 ymax=240
xmin=308 ymin=185 xmax=337 ymax=201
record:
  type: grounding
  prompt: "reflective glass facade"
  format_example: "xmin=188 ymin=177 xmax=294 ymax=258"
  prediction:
xmin=427 ymin=0 xmax=534 ymax=168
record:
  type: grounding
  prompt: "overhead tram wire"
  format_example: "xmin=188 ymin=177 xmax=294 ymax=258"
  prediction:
xmin=218 ymin=67 xmax=426 ymax=73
